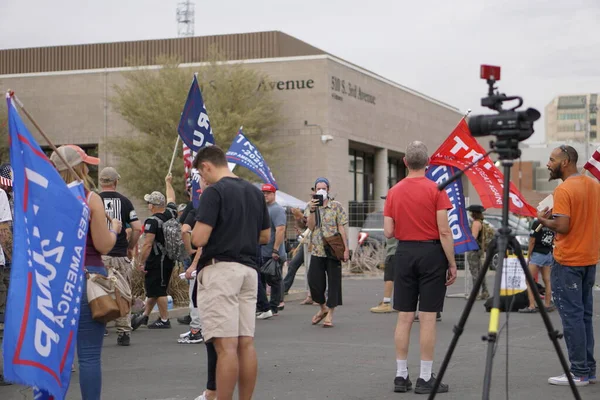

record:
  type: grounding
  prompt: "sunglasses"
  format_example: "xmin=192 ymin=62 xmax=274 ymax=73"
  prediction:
xmin=559 ymin=145 xmax=571 ymax=161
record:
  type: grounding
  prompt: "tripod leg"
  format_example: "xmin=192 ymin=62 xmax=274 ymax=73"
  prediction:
xmin=427 ymin=240 xmax=497 ymax=400
xmin=510 ymin=238 xmax=582 ymax=400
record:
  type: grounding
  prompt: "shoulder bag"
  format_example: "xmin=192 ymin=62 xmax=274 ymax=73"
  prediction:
xmin=319 ymin=209 xmax=345 ymax=261
xmin=86 ymin=268 xmax=131 ymax=323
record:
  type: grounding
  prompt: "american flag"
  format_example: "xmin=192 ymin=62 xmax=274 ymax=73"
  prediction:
xmin=182 ymin=142 xmax=194 ymax=185
xmin=0 ymin=164 xmax=12 ymax=187
xmin=584 ymin=146 xmax=600 ymax=181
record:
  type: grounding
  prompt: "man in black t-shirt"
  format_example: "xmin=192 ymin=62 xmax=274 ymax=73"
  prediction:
xmin=132 ymin=174 xmax=178 ymax=330
xmin=191 ymin=146 xmax=270 ymax=400
xmin=519 ymin=218 xmax=556 ymax=313
xmin=98 ymin=167 xmax=142 ymax=346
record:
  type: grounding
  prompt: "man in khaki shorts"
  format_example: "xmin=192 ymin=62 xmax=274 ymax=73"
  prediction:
xmin=192 ymin=146 xmax=270 ymax=400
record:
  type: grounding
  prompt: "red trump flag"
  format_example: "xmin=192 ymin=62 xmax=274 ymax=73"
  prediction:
xmin=429 ymin=119 xmax=537 ymax=217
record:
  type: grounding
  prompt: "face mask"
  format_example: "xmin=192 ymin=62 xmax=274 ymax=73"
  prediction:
xmin=316 ymin=189 xmax=328 ymax=199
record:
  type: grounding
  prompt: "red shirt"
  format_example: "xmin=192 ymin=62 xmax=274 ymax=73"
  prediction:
xmin=384 ymin=177 xmax=452 ymax=241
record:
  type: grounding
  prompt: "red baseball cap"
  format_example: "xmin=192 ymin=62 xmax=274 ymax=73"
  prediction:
xmin=261 ymin=183 xmax=276 ymax=193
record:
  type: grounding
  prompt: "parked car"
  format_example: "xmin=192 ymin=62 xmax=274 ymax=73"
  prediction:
xmin=355 ymin=211 xmax=466 ymax=270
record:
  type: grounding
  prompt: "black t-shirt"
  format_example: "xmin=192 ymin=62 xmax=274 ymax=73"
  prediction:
xmin=179 ymin=201 xmax=194 ymax=224
xmin=99 ymin=191 xmax=139 ymax=257
xmin=144 ymin=202 xmax=178 ymax=268
xmin=530 ymin=219 xmax=555 ymax=255
xmin=195 ymin=177 xmax=270 ymax=269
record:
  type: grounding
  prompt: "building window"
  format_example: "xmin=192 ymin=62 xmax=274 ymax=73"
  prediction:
xmin=388 ymin=158 xmax=405 ymax=187
xmin=591 ymin=131 xmax=597 ymax=140
xmin=348 ymin=149 xmax=374 ymax=202
xmin=557 ymin=113 xmax=586 ymax=120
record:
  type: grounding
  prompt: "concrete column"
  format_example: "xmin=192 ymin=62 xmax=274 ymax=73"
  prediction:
xmin=374 ymin=148 xmax=388 ymax=211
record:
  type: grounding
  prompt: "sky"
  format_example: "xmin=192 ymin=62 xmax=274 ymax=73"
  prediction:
xmin=1 ymin=0 xmax=599 ymax=143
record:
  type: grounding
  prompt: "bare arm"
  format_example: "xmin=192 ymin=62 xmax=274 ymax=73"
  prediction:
xmin=527 ymin=237 xmax=535 ymax=262
xmin=273 ymin=225 xmax=285 ymax=253
xmin=259 ymin=228 xmax=271 ymax=245
xmin=537 ymin=214 xmax=570 ymax=234
xmin=192 ymin=222 xmax=213 ymax=248
xmin=138 ymin=233 xmax=155 ymax=266
xmin=384 ymin=216 xmax=395 ymax=239
xmin=437 ymin=209 xmax=456 ymax=267
xmin=165 ymin=174 xmax=175 ymax=204
xmin=128 ymin=220 xmax=142 ymax=250
xmin=182 ymin=223 xmax=194 ymax=255
xmin=471 ymin=220 xmax=482 ymax=238
xmin=88 ymin=193 xmax=119 ymax=255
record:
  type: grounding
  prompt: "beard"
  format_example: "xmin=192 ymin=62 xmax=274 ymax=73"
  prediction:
xmin=548 ymin=164 xmax=562 ymax=181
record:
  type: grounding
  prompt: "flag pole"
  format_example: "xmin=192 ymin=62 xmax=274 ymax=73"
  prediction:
xmin=8 ymin=90 xmax=112 ymax=221
xmin=8 ymin=91 xmax=85 ymax=183
xmin=168 ymin=136 xmax=181 ymax=175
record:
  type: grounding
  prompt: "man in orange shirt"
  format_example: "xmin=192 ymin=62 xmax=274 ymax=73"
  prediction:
xmin=384 ymin=141 xmax=457 ymax=394
xmin=537 ymin=145 xmax=600 ymax=387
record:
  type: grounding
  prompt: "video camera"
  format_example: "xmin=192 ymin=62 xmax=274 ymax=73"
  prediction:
xmin=468 ymin=65 xmax=540 ymax=142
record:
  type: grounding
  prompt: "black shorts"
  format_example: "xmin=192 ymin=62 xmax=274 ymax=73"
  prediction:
xmin=144 ymin=262 xmax=175 ymax=298
xmin=384 ymin=255 xmax=395 ymax=282
xmin=393 ymin=241 xmax=448 ymax=313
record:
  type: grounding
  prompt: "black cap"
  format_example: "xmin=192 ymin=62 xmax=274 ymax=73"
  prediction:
xmin=466 ymin=205 xmax=485 ymax=213
xmin=380 ymin=196 xmax=387 ymax=200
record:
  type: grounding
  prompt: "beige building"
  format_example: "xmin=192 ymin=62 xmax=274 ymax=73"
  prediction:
xmin=0 ymin=31 xmax=464 ymax=232
xmin=545 ymin=93 xmax=599 ymax=143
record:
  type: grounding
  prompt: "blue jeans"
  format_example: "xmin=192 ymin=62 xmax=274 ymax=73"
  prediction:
xmin=283 ymin=246 xmax=304 ymax=293
xmin=77 ymin=266 xmax=107 ymax=400
xmin=551 ymin=260 xmax=596 ymax=378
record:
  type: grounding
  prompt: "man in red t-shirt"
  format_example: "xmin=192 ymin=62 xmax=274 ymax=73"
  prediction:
xmin=383 ymin=141 xmax=457 ymax=394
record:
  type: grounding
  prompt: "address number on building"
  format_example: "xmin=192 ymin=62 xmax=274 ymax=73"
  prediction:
xmin=331 ymin=76 xmax=376 ymax=105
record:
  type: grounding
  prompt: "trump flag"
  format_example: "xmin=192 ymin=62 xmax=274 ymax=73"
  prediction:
xmin=426 ymin=164 xmax=479 ymax=254
xmin=226 ymin=130 xmax=278 ymax=188
xmin=429 ymin=119 xmax=537 ymax=217
xmin=3 ymin=96 xmax=89 ymax=399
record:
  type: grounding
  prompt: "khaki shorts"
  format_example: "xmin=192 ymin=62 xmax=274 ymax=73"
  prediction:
xmin=197 ymin=261 xmax=258 ymax=342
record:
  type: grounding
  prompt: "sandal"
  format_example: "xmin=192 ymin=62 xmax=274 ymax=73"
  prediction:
xmin=312 ymin=310 xmax=328 ymax=325
xmin=300 ymin=297 xmax=313 ymax=305
xmin=323 ymin=317 xmax=334 ymax=328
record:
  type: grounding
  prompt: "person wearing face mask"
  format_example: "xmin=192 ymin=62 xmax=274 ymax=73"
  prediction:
xmin=305 ymin=177 xmax=349 ymax=328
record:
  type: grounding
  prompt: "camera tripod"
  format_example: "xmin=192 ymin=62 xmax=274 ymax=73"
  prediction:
xmin=429 ymin=138 xmax=581 ymax=400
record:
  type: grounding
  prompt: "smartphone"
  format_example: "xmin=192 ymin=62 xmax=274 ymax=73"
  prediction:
xmin=312 ymin=194 xmax=324 ymax=207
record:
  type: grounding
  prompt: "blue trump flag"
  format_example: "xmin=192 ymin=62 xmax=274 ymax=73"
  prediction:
xmin=426 ymin=164 xmax=479 ymax=254
xmin=3 ymin=97 xmax=89 ymax=399
xmin=178 ymin=75 xmax=215 ymax=207
xmin=226 ymin=130 xmax=278 ymax=188
xmin=177 ymin=75 xmax=215 ymax=152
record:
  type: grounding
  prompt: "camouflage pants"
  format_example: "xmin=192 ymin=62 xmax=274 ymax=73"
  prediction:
xmin=467 ymin=250 xmax=488 ymax=295
xmin=102 ymin=256 xmax=132 ymax=333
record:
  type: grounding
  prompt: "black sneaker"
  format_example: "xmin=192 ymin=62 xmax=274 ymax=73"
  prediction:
xmin=394 ymin=375 xmax=413 ymax=392
xmin=117 ymin=333 xmax=131 ymax=346
xmin=177 ymin=314 xmax=192 ymax=325
xmin=437 ymin=312 xmax=442 ymax=322
xmin=131 ymin=314 xmax=149 ymax=331
xmin=148 ymin=319 xmax=171 ymax=329
xmin=178 ymin=329 xmax=204 ymax=344
xmin=415 ymin=374 xmax=449 ymax=394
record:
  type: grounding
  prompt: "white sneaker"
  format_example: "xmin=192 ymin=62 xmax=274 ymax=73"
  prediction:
xmin=256 ymin=310 xmax=273 ymax=320
xmin=179 ymin=330 xmax=191 ymax=339
xmin=194 ymin=392 xmax=207 ymax=400
xmin=548 ymin=373 xmax=589 ymax=386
